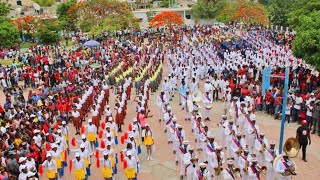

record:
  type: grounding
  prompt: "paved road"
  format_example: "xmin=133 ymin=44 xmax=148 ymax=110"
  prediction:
xmin=2 ymin=62 xmax=319 ymax=180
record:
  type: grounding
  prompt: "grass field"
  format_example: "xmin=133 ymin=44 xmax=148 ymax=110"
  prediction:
xmin=0 ymin=59 xmax=13 ymax=66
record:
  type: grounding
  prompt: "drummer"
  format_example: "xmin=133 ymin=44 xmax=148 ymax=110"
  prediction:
xmin=185 ymin=90 xmax=192 ymax=121
xmin=202 ymin=90 xmax=213 ymax=121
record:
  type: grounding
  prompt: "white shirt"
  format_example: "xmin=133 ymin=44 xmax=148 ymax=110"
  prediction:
xmin=72 ymin=159 xmax=86 ymax=173
xmin=42 ymin=159 xmax=57 ymax=172
xmin=294 ymin=96 xmax=303 ymax=110
xmin=85 ymin=124 xmax=97 ymax=134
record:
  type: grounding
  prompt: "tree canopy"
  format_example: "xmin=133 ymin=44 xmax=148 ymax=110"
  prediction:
xmin=268 ymin=0 xmax=296 ymax=27
xmin=149 ymin=11 xmax=184 ymax=28
xmin=192 ymin=0 xmax=227 ymax=21
xmin=0 ymin=2 xmax=10 ymax=17
xmin=288 ymin=0 xmax=320 ymax=70
xmin=69 ymin=0 xmax=139 ymax=35
xmin=0 ymin=2 xmax=20 ymax=48
xmin=33 ymin=0 xmax=55 ymax=7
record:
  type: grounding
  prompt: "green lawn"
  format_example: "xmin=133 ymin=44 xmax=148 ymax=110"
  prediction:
xmin=20 ymin=42 xmax=34 ymax=49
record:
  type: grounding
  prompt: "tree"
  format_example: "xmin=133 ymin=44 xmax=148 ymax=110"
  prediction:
xmin=0 ymin=2 xmax=10 ymax=17
xmin=268 ymin=0 xmax=296 ymax=27
xmin=33 ymin=0 xmax=55 ymax=7
xmin=0 ymin=20 xmax=20 ymax=48
xmin=56 ymin=0 xmax=77 ymax=31
xmin=149 ymin=11 xmax=184 ymax=28
xmin=216 ymin=0 xmax=269 ymax=25
xmin=192 ymin=0 xmax=227 ymax=21
xmin=71 ymin=0 xmax=139 ymax=34
xmin=36 ymin=20 xmax=61 ymax=44
xmin=288 ymin=0 xmax=320 ymax=70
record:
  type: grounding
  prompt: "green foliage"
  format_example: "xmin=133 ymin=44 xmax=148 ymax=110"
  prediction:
xmin=34 ymin=0 xmax=55 ymax=7
xmin=160 ymin=0 xmax=169 ymax=8
xmin=0 ymin=20 xmax=20 ymax=48
xmin=56 ymin=0 xmax=77 ymax=19
xmin=192 ymin=0 xmax=227 ymax=21
xmin=268 ymin=0 xmax=296 ymax=27
xmin=36 ymin=20 xmax=61 ymax=44
xmin=288 ymin=0 xmax=320 ymax=70
xmin=0 ymin=2 xmax=10 ymax=17
xmin=215 ymin=1 xmax=235 ymax=23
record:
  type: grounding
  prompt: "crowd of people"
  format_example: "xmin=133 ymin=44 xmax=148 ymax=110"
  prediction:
xmin=0 ymin=23 xmax=318 ymax=180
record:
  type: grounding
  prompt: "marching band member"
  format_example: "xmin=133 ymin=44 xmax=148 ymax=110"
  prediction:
xmin=163 ymin=107 xmax=174 ymax=143
xmin=238 ymin=148 xmax=250 ymax=180
xmin=193 ymin=162 xmax=211 ymax=180
xmin=254 ymin=132 xmax=269 ymax=164
xmin=162 ymin=78 xmax=171 ymax=101
xmin=85 ymin=119 xmax=98 ymax=154
xmin=212 ymin=146 xmax=225 ymax=179
xmin=179 ymin=80 xmax=188 ymax=109
xmin=70 ymin=144 xmax=91 ymax=176
xmin=248 ymin=158 xmax=262 ymax=180
xmin=100 ymin=151 xmax=113 ymax=180
xmin=42 ymin=153 xmax=58 ymax=180
xmin=223 ymin=87 xmax=232 ymax=115
xmin=184 ymin=146 xmax=198 ymax=180
xmin=225 ymin=121 xmax=237 ymax=159
xmin=247 ymin=118 xmax=260 ymax=154
xmin=178 ymin=141 xmax=190 ymax=166
xmin=230 ymin=97 xmax=240 ymax=122
xmin=142 ymin=124 xmax=154 ymax=160
xmin=204 ymin=134 xmax=218 ymax=162
xmin=71 ymin=106 xmax=81 ymax=135
xmin=107 ymin=117 xmax=118 ymax=144
xmin=238 ymin=102 xmax=247 ymax=132
xmin=194 ymin=116 xmax=204 ymax=150
xmin=185 ymin=90 xmax=192 ymax=121
xmin=157 ymin=91 xmax=168 ymax=122
xmin=222 ymin=160 xmax=237 ymax=180
xmin=218 ymin=115 xmax=228 ymax=148
xmin=124 ymin=151 xmax=138 ymax=180
xmin=174 ymin=125 xmax=186 ymax=164
xmin=275 ymin=154 xmax=296 ymax=180
xmin=264 ymin=141 xmax=279 ymax=180
xmin=71 ymin=153 xmax=87 ymax=180
xmin=231 ymin=132 xmax=246 ymax=162
xmin=200 ymin=126 xmax=212 ymax=155
xmin=202 ymin=90 xmax=213 ymax=121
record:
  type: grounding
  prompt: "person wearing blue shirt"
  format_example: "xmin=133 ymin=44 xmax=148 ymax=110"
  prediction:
xmin=179 ymin=80 xmax=188 ymax=108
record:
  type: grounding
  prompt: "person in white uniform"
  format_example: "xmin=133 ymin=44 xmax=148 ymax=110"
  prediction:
xmin=193 ymin=162 xmax=211 ymax=180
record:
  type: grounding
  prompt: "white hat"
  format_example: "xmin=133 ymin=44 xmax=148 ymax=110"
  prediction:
xmin=106 ymin=133 xmax=111 ymax=137
xmin=199 ymin=163 xmax=207 ymax=167
xmin=88 ymin=119 xmax=92 ymax=123
xmin=133 ymin=118 xmax=137 ymax=122
xmin=252 ymin=158 xmax=258 ymax=162
xmin=57 ymin=129 xmax=62 ymax=133
xmin=80 ymin=144 xmax=85 ymax=148
xmin=46 ymin=153 xmax=52 ymax=158
xmin=270 ymin=141 xmax=276 ymax=145
xmin=108 ymin=117 xmax=113 ymax=121
xmin=106 ymin=105 xmax=110 ymax=108
xmin=310 ymin=93 xmax=315 ymax=96
xmin=81 ymin=134 xmax=86 ymax=139
xmin=236 ymin=132 xmax=242 ymax=136
xmin=75 ymin=152 xmax=80 ymax=157
xmin=19 ymin=157 xmax=27 ymax=163
xmin=106 ymin=142 xmax=113 ymax=146
xmin=172 ymin=117 xmax=177 ymax=122
xmin=227 ymin=160 xmax=233 ymax=165
xmin=103 ymin=151 xmax=109 ymax=156
xmin=20 ymin=164 xmax=27 ymax=170
xmin=208 ymin=134 xmax=215 ymax=139
xmin=187 ymin=146 xmax=194 ymax=151
xmin=51 ymin=144 xmax=58 ymax=149
xmin=106 ymin=125 xmax=110 ymax=128
xmin=126 ymin=151 xmax=132 ymax=156
xmin=197 ymin=115 xmax=202 ymax=119
xmin=216 ymin=146 xmax=222 ymax=150
xmin=62 ymin=121 xmax=66 ymax=125
xmin=145 ymin=123 xmax=150 ymax=127
xmin=167 ymin=107 xmax=172 ymax=111
xmin=33 ymin=129 xmax=40 ymax=133
xmin=182 ymin=140 xmax=189 ymax=145
xmin=176 ymin=124 xmax=182 ymax=128
xmin=260 ymin=132 xmax=265 ymax=136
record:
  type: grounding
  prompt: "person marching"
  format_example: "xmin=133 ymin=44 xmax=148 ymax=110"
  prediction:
xmin=70 ymin=144 xmax=91 ymax=178
xmin=60 ymin=121 xmax=70 ymax=147
xmin=85 ymin=119 xmax=98 ymax=154
xmin=104 ymin=105 xmax=113 ymax=123
xmin=264 ymin=141 xmax=279 ymax=180
xmin=185 ymin=90 xmax=192 ymax=121
xmin=247 ymin=117 xmax=260 ymax=154
xmin=202 ymin=90 xmax=213 ymax=121
xmin=100 ymin=151 xmax=113 ymax=180
xmin=71 ymin=106 xmax=81 ymax=135
xmin=204 ymin=134 xmax=218 ymax=163
xmin=193 ymin=163 xmax=211 ymax=180
xmin=156 ymin=91 xmax=168 ymax=122
xmin=212 ymin=146 xmax=225 ymax=179
xmin=222 ymin=160 xmax=238 ymax=180
xmin=75 ymin=135 xmax=92 ymax=156
xmin=248 ymin=158 xmax=263 ymax=180
xmin=142 ymin=124 xmax=154 ymax=160
xmin=70 ymin=152 xmax=87 ymax=180
xmin=123 ymin=151 xmax=138 ymax=180
xmin=254 ymin=132 xmax=269 ymax=164
xmin=49 ymin=144 xmax=63 ymax=180
xmin=238 ymin=148 xmax=250 ymax=180
xmin=218 ymin=115 xmax=228 ymax=149
xmin=230 ymin=132 xmax=246 ymax=163
xmin=184 ymin=146 xmax=198 ymax=180
xmin=42 ymin=153 xmax=58 ymax=180
xmin=296 ymin=120 xmax=311 ymax=162
xmin=225 ymin=121 xmax=237 ymax=159
xmin=275 ymin=154 xmax=296 ymax=180
xmin=200 ymin=126 xmax=212 ymax=156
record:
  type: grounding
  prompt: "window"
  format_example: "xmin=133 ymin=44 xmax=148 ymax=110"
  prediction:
xmin=17 ymin=0 xmax=22 ymax=6
xmin=186 ymin=15 xmax=191 ymax=19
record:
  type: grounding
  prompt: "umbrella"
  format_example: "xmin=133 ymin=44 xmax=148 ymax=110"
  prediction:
xmin=90 ymin=63 xmax=101 ymax=69
xmin=83 ymin=40 xmax=100 ymax=47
